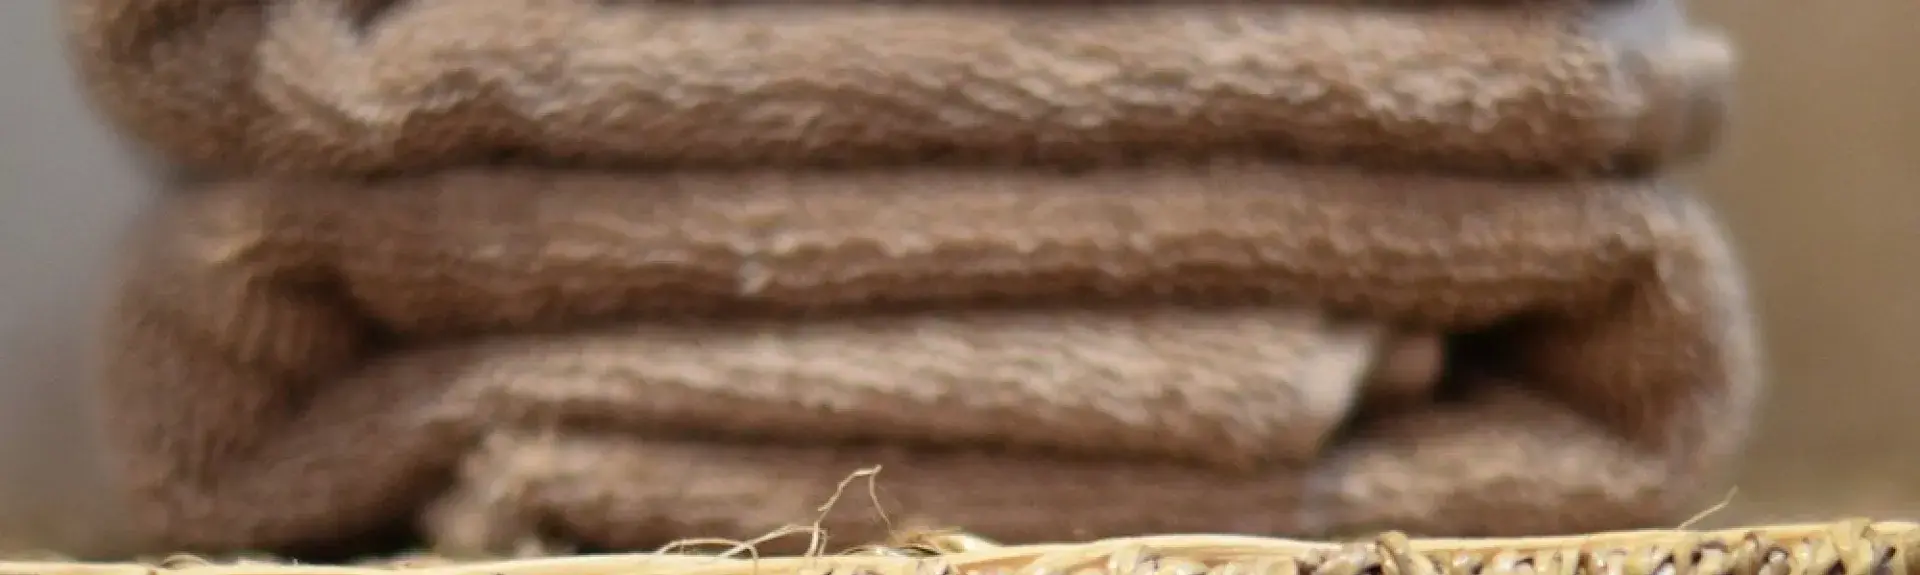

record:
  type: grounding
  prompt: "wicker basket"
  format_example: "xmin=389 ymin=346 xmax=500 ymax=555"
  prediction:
xmin=3 ymin=521 xmax=1912 ymax=575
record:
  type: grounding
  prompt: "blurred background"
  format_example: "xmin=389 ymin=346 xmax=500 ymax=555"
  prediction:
xmin=1688 ymin=0 xmax=1920 ymax=525
xmin=0 ymin=0 xmax=1915 ymax=557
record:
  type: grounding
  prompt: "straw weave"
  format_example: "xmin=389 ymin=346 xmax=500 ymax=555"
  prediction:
xmin=5 ymin=521 xmax=1914 ymax=575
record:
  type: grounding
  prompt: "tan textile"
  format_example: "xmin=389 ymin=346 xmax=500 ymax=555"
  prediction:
xmin=102 ymin=167 xmax=1755 ymax=554
xmin=66 ymin=0 xmax=1729 ymax=177
xmin=68 ymin=0 xmax=1757 ymax=559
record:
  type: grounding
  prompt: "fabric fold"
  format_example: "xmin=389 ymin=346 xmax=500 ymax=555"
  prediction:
xmin=66 ymin=0 xmax=1731 ymax=177
xmin=99 ymin=165 xmax=1757 ymax=554
xmin=439 ymin=308 xmax=1431 ymax=471
xmin=144 ymin=166 xmax=1660 ymax=334
xmin=420 ymin=384 xmax=1687 ymax=556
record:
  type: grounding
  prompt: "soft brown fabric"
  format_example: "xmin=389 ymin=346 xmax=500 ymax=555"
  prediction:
xmin=101 ymin=165 xmax=1756 ymax=554
xmin=408 ymin=307 xmax=1414 ymax=471
xmin=420 ymin=384 xmax=1682 ymax=556
xmin=72 ymin=0 xmax=1755 ymax=559
xmin=65 ymin=0 xmax=1731 ymax=177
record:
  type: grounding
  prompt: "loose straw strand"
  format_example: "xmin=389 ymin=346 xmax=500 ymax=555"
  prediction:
xmin=12 ymin=521 xmax=1900 ymax=575
xmin=0 ymin=460 xmax=1903 ymax=575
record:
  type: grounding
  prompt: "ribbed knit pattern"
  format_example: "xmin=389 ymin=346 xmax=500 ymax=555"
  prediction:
xmin=68 ymin=0 xmax=1758 ymax=559
xmin=66 ymin=0 xmax=1730 ymax=177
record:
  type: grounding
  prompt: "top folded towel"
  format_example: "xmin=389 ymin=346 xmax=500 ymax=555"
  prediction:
xmin=67 ymin=0 xmax=1731 ymax=177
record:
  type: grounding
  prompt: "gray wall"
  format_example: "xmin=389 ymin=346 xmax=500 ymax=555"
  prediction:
xmin=0 ymin=0 xmax=150 ymax=556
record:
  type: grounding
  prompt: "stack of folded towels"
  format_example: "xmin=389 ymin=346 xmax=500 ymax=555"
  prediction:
xmin=66 ymin=0 xmax=1760 ymax=559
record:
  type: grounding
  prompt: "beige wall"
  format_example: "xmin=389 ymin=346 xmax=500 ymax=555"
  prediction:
xmin=0 ymin=0 xmax=1914 ymax=556
xmin=1688 ymin=0 xmax=1920 ymax=523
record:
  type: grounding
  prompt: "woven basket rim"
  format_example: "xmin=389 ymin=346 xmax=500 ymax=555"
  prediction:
xmin=4 ymin=520 xmax=1915 ymax=575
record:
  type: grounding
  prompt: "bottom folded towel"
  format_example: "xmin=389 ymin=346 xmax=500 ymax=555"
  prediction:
xmin=98 ymin=164 xmax=1758 ymax=555
xmin=423 ymin=384 xmax=1677 ymax=556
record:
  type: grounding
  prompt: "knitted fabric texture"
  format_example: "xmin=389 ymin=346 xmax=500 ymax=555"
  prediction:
xmin=65 ymin=0 xmax=1731 ymax=177
xmin=69 ymin=0 xmax=1758 ymax=560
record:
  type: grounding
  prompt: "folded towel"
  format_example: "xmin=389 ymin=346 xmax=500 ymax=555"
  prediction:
xmin=66 ymin=0 xmax=1730 ymax=177
xmin=73 ymin=0 xmax=1756 ymax=558
xmin=101 ymin=165 xmax=1757 ymax=555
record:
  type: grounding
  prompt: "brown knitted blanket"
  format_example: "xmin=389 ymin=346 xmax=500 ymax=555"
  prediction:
xmin=72 ymin=0 xmax=1758 ymax=560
